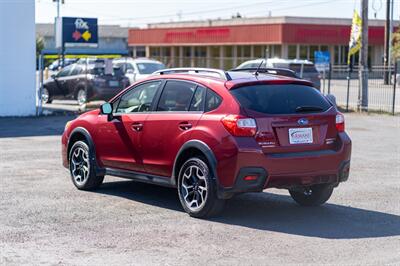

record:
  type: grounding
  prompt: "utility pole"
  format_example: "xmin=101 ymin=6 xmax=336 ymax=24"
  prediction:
xmin=359 ymin=0 xmax=369 ymax=112
xmin=384 ymin=0 xmax=391 ymax=84
xmin=53 ymin=0 xmax=64 ymax=67
xmin=388 ymin=0 xmax=394 ymax=80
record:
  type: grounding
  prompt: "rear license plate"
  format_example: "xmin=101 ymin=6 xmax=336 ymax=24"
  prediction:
xmin=109 ymin=80 xmax=119 ymax=87
xmin=289 ymin=127 xmax=313 ymax=144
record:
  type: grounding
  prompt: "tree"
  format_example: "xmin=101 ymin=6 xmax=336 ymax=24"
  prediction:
xmin=392 ymin=28 xmax=400 ymax=60
xmin=36 ymin=36 xmax=44 ymax=58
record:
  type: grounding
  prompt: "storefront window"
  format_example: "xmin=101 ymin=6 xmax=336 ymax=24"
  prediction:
xmin=225 ymin=46 xmax=233 ymax=58
xmin=254 ymin=45 xmax=265 ymax=58
xmin=150 ymin=47 xmax=160 ymax=57
xmin=309 ymin=45 xmax=319 ymax=62
xmin=211 ymin=46 xmax=220 ymax=57
xmin=237 ymin=46 xmax=251 ymax=58
xmin=299 ymin=45 xmax=308 ymax=60
xmin=320 ymin=45 xmax=328 ymax=52
xmin=272 ymin=45 xmax=281 ymax=57
xmin=288 ymin=45 xmax=297 ymax=59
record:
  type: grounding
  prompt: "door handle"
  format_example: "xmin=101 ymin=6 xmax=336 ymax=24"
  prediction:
xmin=131 ymin=122 xmax=143 ymax=131
xmin=179 ymin=122 xmax=192 ymax=130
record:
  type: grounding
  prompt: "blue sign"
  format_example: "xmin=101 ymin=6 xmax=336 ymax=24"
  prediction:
xmin=61 ymin=17 xmax=98 ymax=48
xmin=314 ymin=51 xmax=330 ymax=71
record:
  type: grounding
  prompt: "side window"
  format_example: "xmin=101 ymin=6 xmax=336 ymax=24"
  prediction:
xmin=116 ymin=81 xmax=161 ymax=113
xmin=205 ymin=89 xmax=222 ymax=112
xmin=70 ymin=65 xmax=82 ymax=76
xmin=127 ymin=63 xmax=134 ymax=70
xmin=57 ymin=65 xmax=73 ymax=77
xmin=157 ymin=81 xmax=197 ymax=111
xmin=189 ymin=86 xmax=205 ymax=111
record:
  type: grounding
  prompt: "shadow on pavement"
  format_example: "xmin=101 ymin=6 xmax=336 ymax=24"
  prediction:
xmin=96 ymin=180 xmax=400 ymax=240
xmin=0 ymin=115 xmax=76 ymax=138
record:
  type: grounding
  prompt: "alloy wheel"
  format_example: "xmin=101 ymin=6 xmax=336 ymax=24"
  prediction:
xmin=180 ymin=165 xmax=208 ymax=211
xmin=77 ymin=89 xmax=87 ymax=105
xmin=71 ymin=147 xmax=90 ymax=185
xmin=42 ymin=88 xmax=49 ymax=103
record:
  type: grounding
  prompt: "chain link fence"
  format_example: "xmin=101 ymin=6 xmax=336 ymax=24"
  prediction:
xmin=327 ymin=63 xmax=399 ymax=115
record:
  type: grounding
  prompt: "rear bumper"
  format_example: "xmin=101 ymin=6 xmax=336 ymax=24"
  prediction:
xmin=217 ymin=132 xmax=351 ymax=198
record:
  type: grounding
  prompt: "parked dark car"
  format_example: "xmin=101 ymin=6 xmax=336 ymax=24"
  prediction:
xmin=62 ymin=67 xmax=351 ymax=218
xmin=42 ymin=63 xmax=130 ymax=105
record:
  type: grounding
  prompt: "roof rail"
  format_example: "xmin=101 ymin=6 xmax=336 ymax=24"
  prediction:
xmin=153 ymin=68 xmax=232 ymax=80
xmin=229 ymin=67 xmax=299 ymax=78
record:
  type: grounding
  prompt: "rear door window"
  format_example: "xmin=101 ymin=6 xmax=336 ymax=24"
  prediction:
xmin=157 ymin=80 xmax=197 ymax=111
xmin=230 ymin=84 xmax=331 ymax=114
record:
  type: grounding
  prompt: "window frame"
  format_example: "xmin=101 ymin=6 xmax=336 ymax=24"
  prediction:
xmin=109 ymin=78 xmax=223 ymax=115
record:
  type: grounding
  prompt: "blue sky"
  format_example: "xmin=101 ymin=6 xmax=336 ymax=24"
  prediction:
xmin=35 ymin=0 xmax=400 ymax=26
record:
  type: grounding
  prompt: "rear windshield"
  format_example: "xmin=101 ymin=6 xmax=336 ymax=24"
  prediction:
xmin=230 ymin=84 xmax=331 ymax=114
xmin=89 ymin=67 xmax=124 ymax=77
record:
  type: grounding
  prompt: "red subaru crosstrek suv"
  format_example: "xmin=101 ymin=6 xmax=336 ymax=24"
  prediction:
xmin=62 ymin=68 xmax=351 ymax=218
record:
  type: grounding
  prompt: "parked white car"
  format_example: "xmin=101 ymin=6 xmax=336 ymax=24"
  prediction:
xmin=237 ymin=58 xmax=321 ymax=90
xmin=113 ymin=58 xmax=166 ymax=84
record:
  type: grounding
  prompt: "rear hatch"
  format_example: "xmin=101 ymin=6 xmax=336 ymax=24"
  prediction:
xmin=91 ymin=66 xmax=128 ymax=88
xmin=230 ymin=83 xmax=337 ymax=154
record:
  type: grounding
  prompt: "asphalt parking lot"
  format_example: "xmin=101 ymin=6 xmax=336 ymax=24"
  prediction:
xmin=0 ymin=113 xmax=399 ymax=265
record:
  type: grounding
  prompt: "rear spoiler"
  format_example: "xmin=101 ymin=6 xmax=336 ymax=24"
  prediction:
xmin=229 ymin=67 xmax=299 ymax=79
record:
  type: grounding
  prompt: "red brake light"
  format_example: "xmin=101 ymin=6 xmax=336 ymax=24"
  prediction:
xmin=336 ymin=113 xmax=345 ymax=132
xmin=243 ymin=175 xmax=258 ymax=181
xmin=221 ymin=115 xmax=257 ymax=137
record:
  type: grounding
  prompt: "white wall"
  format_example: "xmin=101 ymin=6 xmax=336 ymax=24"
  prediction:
xmin=0 ymin=0 xmax=36 ymax=116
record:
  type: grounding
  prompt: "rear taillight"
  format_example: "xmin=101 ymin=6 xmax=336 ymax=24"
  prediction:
xmin=335 ymin=113 xmax=345 ymax=132
xmin=221 ymin=115 xmax=257 ymax=137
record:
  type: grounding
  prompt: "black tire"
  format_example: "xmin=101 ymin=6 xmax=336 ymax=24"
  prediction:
xmin=42 ymin=87 xmax=52 ymax=104
xmin=177 ymin=157 xmax=225 ymax=218
xmin=289 ymin=184 xmax=334 ymax=206
xmin=69 ymin=141 xmax=104 ymax=190
xmin=76 ymin=88 xmax=87 ymax=105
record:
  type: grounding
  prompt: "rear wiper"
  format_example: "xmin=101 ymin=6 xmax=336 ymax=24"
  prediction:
xmin=295 ymin=106 xmax=323 ymax=112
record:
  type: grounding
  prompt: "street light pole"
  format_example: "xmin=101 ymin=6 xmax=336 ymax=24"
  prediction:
xmin=54 ymin=0 xmax=65 ymax=67
xmin=359 ymin=0 xmax=369 ymax=112
xmin=388 ymin=0 xmax=394 ymax=80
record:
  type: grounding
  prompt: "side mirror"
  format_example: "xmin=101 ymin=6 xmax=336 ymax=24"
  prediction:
xmin=51 ymin=74 xmax=56 ymax=79
xmin=325 ymin=94 xmax=337 ymax=107
xmin=126 ymin=69 xmax=135 ymax=74
xmin=100 ymin=102 xmax=113 ymax=121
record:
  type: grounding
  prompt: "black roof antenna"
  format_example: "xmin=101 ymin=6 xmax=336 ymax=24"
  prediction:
xmin=254 ymin=60 xmax=264 ymax=77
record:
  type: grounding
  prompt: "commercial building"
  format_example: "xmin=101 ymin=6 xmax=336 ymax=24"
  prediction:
xmin=128 ymin=16 xmax=398 ymax=69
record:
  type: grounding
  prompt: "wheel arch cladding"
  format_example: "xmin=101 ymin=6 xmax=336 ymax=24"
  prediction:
xmin=172 ymin=140 xmax=218 ymax=186
xmin=67 ymin=127 xmax=95 ymax=161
